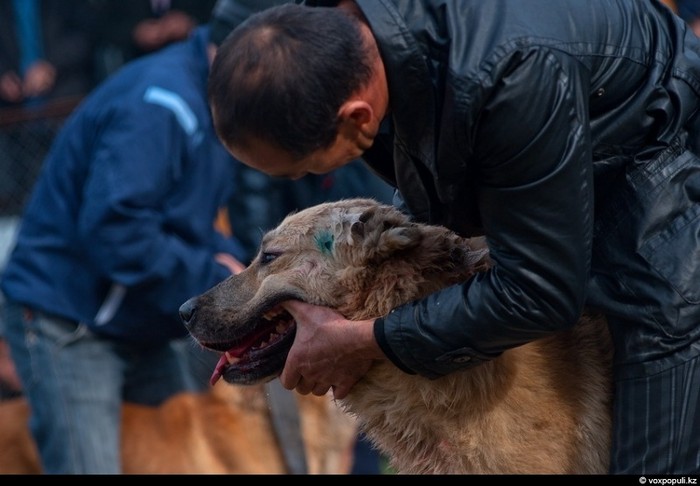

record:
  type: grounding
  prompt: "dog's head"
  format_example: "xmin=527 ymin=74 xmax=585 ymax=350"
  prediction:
xmin=181 ymin=198 xmax=489 ymax=386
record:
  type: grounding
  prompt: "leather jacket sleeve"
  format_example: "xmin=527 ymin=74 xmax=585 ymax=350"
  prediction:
xmin=377 ymin=48 xmax=595 ymax=378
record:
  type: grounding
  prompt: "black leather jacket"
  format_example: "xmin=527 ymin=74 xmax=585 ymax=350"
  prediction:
xmin=308 ymin=0 xmax=700 ymax=380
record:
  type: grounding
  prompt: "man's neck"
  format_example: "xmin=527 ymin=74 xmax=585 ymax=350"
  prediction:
xmin=340 ymin=1 xmax=390 ymax=120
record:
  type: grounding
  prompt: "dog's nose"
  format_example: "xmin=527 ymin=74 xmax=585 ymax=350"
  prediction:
xmin=179 ymin=298 xmax=197 ymax=327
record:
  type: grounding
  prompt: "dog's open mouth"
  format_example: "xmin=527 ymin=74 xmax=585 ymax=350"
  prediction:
xmin=201 ymin=305 xmax=296 ymax=386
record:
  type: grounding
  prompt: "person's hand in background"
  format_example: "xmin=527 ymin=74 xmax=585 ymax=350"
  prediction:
xmin=22 ymin=60 xmax=56 ymax=98
xmin=132 ymin=10 xmax=196 ymax=52
xmin=0 ymin=71 xmax=23 ymax=103
xmin=215 ymin=252 xmax=246 ymax=274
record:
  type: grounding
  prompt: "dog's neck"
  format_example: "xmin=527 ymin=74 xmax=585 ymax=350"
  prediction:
xmin=333 ymin=233 xmax=502 ymax=473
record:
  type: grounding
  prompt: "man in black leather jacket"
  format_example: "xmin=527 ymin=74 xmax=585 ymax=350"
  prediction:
xmin=207 ymin=0 xmax=700 ymax=473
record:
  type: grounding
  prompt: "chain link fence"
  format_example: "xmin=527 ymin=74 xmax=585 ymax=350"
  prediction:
xmin=0 ymin=96 xmax=82 ymax=217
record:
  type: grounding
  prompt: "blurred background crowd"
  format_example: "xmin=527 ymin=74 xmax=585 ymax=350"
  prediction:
xmin=0 ymin=0 xmax=395 ymax=474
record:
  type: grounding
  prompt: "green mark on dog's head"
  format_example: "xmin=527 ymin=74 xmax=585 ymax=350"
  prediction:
xmin=314 ymin=231 xmax=334 ymax=255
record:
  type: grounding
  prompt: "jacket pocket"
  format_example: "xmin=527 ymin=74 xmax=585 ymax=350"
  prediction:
xmin=635 ymin=145 xmax=700 ymax=305
xmin=638 ymin=204 xmax=700 ymax=304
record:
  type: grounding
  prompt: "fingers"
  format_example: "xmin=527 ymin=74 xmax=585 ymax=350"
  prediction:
xmin=312 ymin=383 xmax=331 ymax=396
xmin=279 ymin=368 xmax=331 ymax=396
xmin=290 ymin=379 xmax=331 ymax=396
xmin=331 ymin=383 xmax=351 ymax=400
xmin=279 ymin=367 xmax=300 ymax=391
xmin=296 ymin=379 xmax=314 ymax=395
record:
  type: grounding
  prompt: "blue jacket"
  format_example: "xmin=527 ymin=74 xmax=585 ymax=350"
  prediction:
xmin=1 ymin=26 xmax=246 ymax=342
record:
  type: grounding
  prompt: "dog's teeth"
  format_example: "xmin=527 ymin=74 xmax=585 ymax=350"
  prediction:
xmin=225 ymin=351 xmax=240 ymax=365
xmin=275 ymin=323 xmax=286 ymax=333
xmin=263 ymin=307 xmax=287 ymax=321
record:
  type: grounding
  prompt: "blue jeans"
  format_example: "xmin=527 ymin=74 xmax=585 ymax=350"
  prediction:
xmin=3 ymin=300 xmax=191 ymax=474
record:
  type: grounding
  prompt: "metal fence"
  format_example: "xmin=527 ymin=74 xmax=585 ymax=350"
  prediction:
xmin=0 ymin=96 xmax=82 ymax=217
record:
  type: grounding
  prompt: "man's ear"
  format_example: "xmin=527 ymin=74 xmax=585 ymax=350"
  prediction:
xmin=338 ymin=100 xmax=377 ymax=146
xmin=339 ymin=100 xmax=373 ymax=124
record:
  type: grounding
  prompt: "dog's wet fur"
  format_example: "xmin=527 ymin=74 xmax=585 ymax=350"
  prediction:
xmin=183 ymin=198 xmax=613 ymax=474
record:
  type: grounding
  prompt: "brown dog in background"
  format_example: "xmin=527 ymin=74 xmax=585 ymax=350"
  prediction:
xmin=0 ymin=380 xmax=357 ymax=474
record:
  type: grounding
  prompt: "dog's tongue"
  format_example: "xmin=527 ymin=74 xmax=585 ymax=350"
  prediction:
xmin=210 ymin=348 xmax=243 ymax=386
xmin=210 ymin=355 xmax=227 ymax=386
xmin=209 ymin=326 xmax=273 ymax=385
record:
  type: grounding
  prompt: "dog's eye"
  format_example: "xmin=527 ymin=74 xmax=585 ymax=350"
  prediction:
xmin=260 ymin=252 xmax=279 ymax=265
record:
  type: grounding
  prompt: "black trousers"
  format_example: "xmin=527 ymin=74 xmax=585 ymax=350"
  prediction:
xmin=610 ymin=352 xmax=700 ymax=473
xmin=588 ymin=136 xmax=700 ymax=474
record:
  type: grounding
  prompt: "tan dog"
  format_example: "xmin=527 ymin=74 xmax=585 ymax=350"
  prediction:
xmin=182 ymin=198 xmax=613 ymax=474
xmin=0 ymin=381 xmax=357 ymax=474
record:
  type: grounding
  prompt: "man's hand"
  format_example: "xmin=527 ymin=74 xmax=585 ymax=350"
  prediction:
xmin=279 ymin=300 xmax=384 ymax=400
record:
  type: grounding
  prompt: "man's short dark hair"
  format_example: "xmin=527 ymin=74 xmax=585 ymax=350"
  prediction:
xmin=208 ymin=0 xmax=292 ymax=47
xmin=208 ymin=4 xmax=373 ymax=160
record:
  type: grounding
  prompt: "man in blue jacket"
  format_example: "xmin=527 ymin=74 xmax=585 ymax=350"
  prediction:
xmin=206 ymin=0 xmax=700 ymax=474
xmin=0 ymin=1 xmax=279 ymax=473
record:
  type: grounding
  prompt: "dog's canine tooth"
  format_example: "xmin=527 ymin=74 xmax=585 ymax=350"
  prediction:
xmin=257 ymin=332 xmax=280 ymax=349
xmin=263 ymin=308 xmax=283 ymax=320
xmin=225 ymin=351 xmax=240 ymax=365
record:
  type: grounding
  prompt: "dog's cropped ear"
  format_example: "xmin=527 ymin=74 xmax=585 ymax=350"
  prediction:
xmin=351 ymin=206 xmax=423 ymax=259
xmin=376 ymin=225 xmax=423 ymax=256
xmin=350 ymin=208 xmax=374 ymax=239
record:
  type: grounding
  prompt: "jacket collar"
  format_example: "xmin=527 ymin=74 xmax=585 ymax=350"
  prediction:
xmin=355 ymin=0 xmax=441 ymax=225
xmin=356 ymin=0 xmax=436 ymax=170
